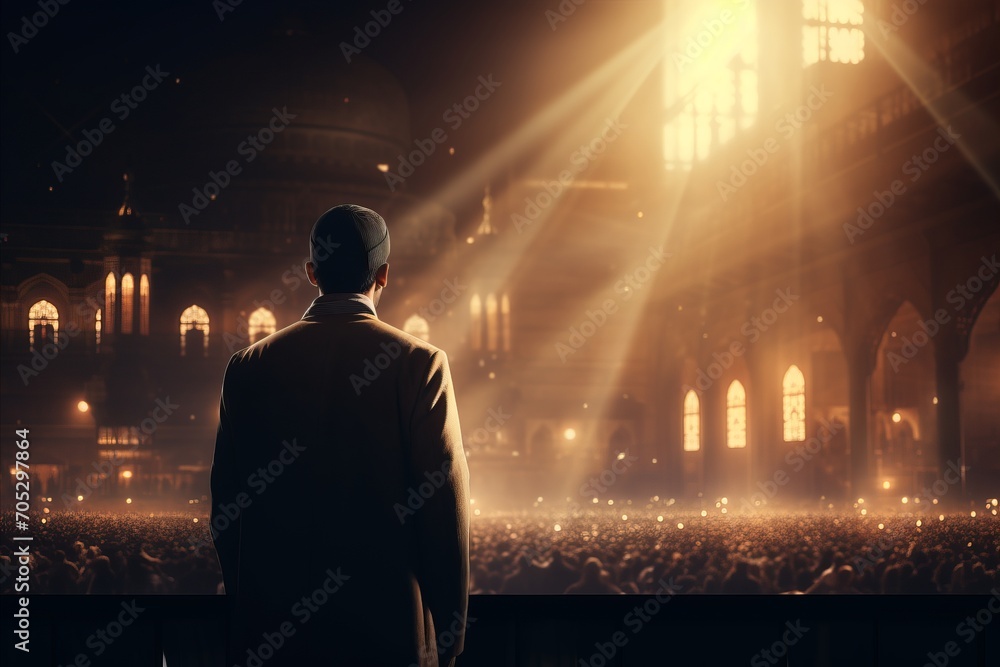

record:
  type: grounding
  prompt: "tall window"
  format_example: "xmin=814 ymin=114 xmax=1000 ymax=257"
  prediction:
xmin=501 ymin=294 xmax=511 ymax=352
xmin=403 ymin=314 xmax=430 ymax=342
xmin=782 ymin=364 xmax=806 ymax=442
xmin=120 ymin=273 xmax=134 ymax=334
xmin=485 ymin=294 xmax=499 ymax=352
xmin=802 ymin=0 xmax=864 ymax=66
xmin=683 ymin=389 xmax=701 ymax=452
xmin=95 ymin=309 xmax=102 ymax=351
xmin=470 ymin=294 xmax=482 ymax=351
xmin=105 ymin=273 xmax=116 ymax=335
xmin=664 ymin=0 xmax=758 ymax=168
xmin=726 ymin=380 xmax=747 ymax=448
xmin=248 ymin=307 xmax=276 ymax=343
xmin=180 ymin=305 xmax=210 ymax=356
xmin=28 ymin=300 xmax=58 ymax=351
xmin=139 ymin=274 xmax=150 ymax=336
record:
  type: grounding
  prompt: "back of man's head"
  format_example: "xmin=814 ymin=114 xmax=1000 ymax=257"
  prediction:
xmin=309 ymin=204 xmax=390 ymax=293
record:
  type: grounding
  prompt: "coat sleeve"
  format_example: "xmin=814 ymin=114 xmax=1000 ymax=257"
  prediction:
xmin=409 ymin=350 xmax=470 ymax=659
xmin=210 ymin=355 xmax=242 ymax=595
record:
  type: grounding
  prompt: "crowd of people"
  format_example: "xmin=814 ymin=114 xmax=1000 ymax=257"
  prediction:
xmin=2 ymin=507 xmax=996 ymax=596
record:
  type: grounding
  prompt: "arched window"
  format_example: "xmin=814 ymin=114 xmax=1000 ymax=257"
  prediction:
xmin=663 ymin=0 xmax=758 ymax=168
xmin=179 ymin=305 xmax=210 ymax=356
xmin=403 ymin=314 xmax=430 ymax=342
xmin=95 ymin=309 xmax=102 ymax=351
xmin=726 ymin=380 xmax=747 ymax=449
xmin=139 ymin=274 xmax=150 ymax=336
xmin=802 ymin=0 xmax=864 ymax=66
xmin=486 ymin=294 xmax=499 ymax=352
xmin=501 ymin=293 xmax=511 ymax=352
xmin=105 ymin=273 xmax=116 ymax=335
xmin=470 ymin=294 xmax=482 ymax=351
xmin=120 ymin=273 xmax=134 ymax=334
xmin=783 ymin=364 xmax=806 ymax=442
xmin=683 ymin=390 xmax=701 ymax=451
xmin=248 ymin=307 xmax=277 ymax=343
xmin=28 ymin=300 xmax=59 ymax=351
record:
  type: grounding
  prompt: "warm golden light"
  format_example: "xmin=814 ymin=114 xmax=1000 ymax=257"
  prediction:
xmin=122 ymin=470 xmax=133 ymax=479
xmin=126 ymin=498 xmax=132 ymax=504
xmin=77 ymin=401 xmax=89 ymax=413
xmin=901 ymin=496 xmax=909 ymax=504
xmin=563 ymin=428 xmax=577 ymax=441
xmin=882 ymin=480 xmax=890 ymax=490
xmin=726 ymin=380 xmax=747 ymax=448
xmin=782 ymin=365 xmax=806 ymax=442
xmin=892 ymin=412 xmax=902 ymax=423
xmin=376 ymin=163 xmax=389 ymax=172
xmin=683 ymin=389 xmax=701 ymax=451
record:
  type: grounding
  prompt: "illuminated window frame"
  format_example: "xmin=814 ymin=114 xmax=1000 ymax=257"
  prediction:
xmin=139 ymin=275 xmax=150 ymax=336
xmin=121 ymin=273 xmax=134 ymax=334
xmin=180 ymin=305 xmax=210 ymax=356
xmin=501 ymin=294 xmax=511 ymax=352
xmin=726 ymin=380 xmax=748 ymax=449
xmin=403 ymin=314 xmax=430 ymax=342
xmin=248 ymin=307 xmax=277 ymax=344
xmin=782 ymin=364 xmax=806 ymax=442
xmin=105 ymin=273 xmax=116 ymax=335
xmin=802 ymin=0 xmax=865 ymax=66
xmin=683 ymin=389 xmax=701 ymax=452
xmin=95 ymin=309 xmax=102 ymax=351
xmin=28 ymin=300 xmax=59 ymax=351
xmin=663 ymin=0 xmax=759 ymax=169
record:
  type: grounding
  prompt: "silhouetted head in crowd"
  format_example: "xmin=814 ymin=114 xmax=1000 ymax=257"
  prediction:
xmin=305 ymin=204 xmax=390 ymax=305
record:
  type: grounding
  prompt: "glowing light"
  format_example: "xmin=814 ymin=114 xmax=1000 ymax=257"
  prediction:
xmin=592 ymin=498 xmax=599 ymax=504
xmin=448 ymin=147 xmax=455 ymax=155
xmin=992 ymin=499 xmax=998 ymax=507
xmin=126 ymin=498 xmax=132 ymax=504
xmin=721 ymin=497 xmax=728 ymax=505
xmin=77 ymin=401 xmax=90 ymax=413
xmin=939 ymin=515 xmax=945 ymax=521
xmin=916 ymin=520 xmax=922 ymax=527
xmin=914 ymin=497 xmax=920 ymax=504
xmin=122 ymin=471 xmax=133 ymax=479
xmin=877 ymin=523 xmax=884 ymax=530
xmin=8 ymin=467 xmax=15 ymax=476
xmin=657 ymin=515 xmax=664 ymax=523
xmin=466 ymin=236 xmax=475 ymax=244
xmin=701 ymin=510 xmax=707 ymax=517
xmin=651 ymin=458 xmax=658 ymax=464
xmin=676 ymin=522 xmax=684 ymax=530
xmin=721 ymin=507 xmax=728 ymax=514
xmin=858 ymin=498 xmax=865 ymax=504
xmin=607 ymin=499 xmax=614 ymax=506
xmin=882 ymin=481 xmax=890 ymax=490
xmin=193 ymin=518 xmax=199 ymax=523
xmin=636 ymin=211 xmax=644 ymax=219
xmin=861 ymin=509 xmax=867 ymax=516
xmin=970 ymin=511 xmax=976 ymax=518
xmin=932 ymin=498 xmax=938 ymax=504
xmin=537 ymin=497 xmax=544 ymax=503
xmin=473 ymin=509 xmax=480 ymax=516
xmin=621 ymin=514 xmax=628 ymax=521
xmin=816 ymin=316 xmax=824 ymax=323
xmin=932 ymin=396 xmax=938 ymax=405
xmin=901 ymin=497 xmax=908 ymax=504
xmin=376 ymin=163 xmax=389 ymax=172
xmin=892 ymin=412 xmax=902 ymax=423
xmin=77 ymin=495 xmax=84 ymax=502
xmin=43 ymin=507 xmax=49 ymax=514
xmin=488 ymin=372 xmax=495 ymax=379
xmin=563 ymin=428 xmax=577 ymax=441
xmin=554 ymin=524 xmax=561 ymax=532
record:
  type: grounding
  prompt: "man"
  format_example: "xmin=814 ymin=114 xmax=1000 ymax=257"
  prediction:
xmin=211 ymin=204 xmax=470 ymax=666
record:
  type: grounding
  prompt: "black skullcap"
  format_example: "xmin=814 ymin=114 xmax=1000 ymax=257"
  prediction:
xmin=309 ymin=204 xmax=390 ymax=292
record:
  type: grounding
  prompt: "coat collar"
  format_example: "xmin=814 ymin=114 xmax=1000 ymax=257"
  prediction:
xmin=302 ymin=292 xmax=377 ymax=319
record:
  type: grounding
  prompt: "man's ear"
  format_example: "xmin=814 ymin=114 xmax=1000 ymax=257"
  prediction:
xmin=305 ymin=261 xmax=319 ymax=287
xmin=376 ymin=263 xmax=389 ymax=289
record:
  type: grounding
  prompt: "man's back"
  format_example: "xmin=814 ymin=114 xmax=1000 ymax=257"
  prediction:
xmin=211 ymin=309 xmax=470 ymax=665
